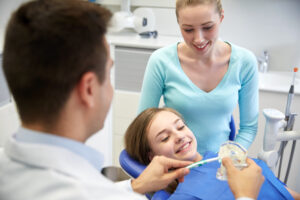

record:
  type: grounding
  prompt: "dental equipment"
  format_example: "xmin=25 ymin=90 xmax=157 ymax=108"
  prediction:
xmin=216 ymin=141 xmax=248 ymax=180
xmin=278 ymin=67 xmax=299 ymax=183
xmin=258 ymin=50 xmax=269 ymax=73
xmin=187 ymin=141 xmax=248 ymax=170
xmin=108 ymin=0 xmax=156 ymax=34
xmin=258 ymin=67 xmax=299 ymax=183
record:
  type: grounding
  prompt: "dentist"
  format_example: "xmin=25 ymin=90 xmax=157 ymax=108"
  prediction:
xmin=0 ymin=0 xmax=263 ymax=199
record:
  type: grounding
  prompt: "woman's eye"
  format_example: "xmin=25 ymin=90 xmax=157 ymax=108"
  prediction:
xmin=203 ymin=26 xmax=213 ymax=31
xmin=184 ymin=29 xmax=193 ymax=33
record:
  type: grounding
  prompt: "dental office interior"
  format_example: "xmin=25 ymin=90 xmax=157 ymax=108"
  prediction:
xmin=0 ymin=0 xmax=300 ymax=194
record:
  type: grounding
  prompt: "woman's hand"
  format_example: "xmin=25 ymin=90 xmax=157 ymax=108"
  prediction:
xmin=131 ymin=155 xmax=192 ymax=194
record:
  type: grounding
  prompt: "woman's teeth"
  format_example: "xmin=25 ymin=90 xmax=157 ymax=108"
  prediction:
xmin=196 ymin=42 xmax=208 ymax=49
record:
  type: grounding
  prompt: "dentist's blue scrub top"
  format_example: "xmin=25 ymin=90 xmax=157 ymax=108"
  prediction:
xmin=168 ymin=152 xmax=294 ymax=200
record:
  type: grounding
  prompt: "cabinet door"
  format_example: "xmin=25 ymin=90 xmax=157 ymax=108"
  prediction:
xmin=115 ymin=46 xmax=154 ymax=92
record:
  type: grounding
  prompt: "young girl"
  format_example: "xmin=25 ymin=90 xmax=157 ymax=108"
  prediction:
xmin=138 ymin=0 xmax=259 ymax=155
xmin=125 ymin=107 xmax=299 ymax=200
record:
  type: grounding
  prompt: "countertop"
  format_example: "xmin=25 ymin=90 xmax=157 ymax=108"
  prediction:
xmin=0 ymin=30 xmax=183 ymax=52
xmin=107 ymin=31 xmax=182 ymax=49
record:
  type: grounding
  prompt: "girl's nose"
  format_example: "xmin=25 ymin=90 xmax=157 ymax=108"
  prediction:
xmin=175 ymin=133 xmax=184 ymax=144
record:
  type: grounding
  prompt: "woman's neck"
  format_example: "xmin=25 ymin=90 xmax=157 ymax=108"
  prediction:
xmin=179 ymin=40 xmax=226 ymax=65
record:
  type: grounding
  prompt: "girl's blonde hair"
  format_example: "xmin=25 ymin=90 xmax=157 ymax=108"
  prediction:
xmin=176 ymin=0 xmax=223 ymax=19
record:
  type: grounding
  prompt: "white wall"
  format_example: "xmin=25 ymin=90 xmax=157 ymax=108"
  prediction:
xmin=220 ymin=0 xmax=300 ymax=71
xmin=0 ymin=0 xmax=27 ymax=42
xmin=0 ymin=0 xmax=28 ymax=145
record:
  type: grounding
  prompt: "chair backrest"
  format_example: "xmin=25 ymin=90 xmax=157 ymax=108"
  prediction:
xmin=119 ymin=116 xmax=236 ymax=200
xmin=229 ymin=115 xmax=236 ymax=141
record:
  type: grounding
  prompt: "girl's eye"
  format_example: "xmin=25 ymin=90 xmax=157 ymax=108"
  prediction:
xmin=161 ymin=136 xmax=169 ymax=142
xmin=178 ymin=125 xmax=185 ymax=130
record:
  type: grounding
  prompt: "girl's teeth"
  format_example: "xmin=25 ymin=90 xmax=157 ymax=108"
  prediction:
xmin=180 ymin=143 xmax=189 ymax=150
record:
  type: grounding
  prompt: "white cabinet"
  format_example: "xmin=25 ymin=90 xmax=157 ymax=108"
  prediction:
xmin=114 ymin=46 xmax=154 ymax=92
xmin=112 ymin=45 xmax=155 ymax=165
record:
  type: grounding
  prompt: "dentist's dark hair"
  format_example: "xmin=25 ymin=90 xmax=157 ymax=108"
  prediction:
xmin=3 ymin=0 xmax=112 ymax=127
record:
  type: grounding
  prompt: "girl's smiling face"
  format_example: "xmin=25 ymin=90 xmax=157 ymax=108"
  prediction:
xmin=147 ymin=111 xmax=199 ymax=162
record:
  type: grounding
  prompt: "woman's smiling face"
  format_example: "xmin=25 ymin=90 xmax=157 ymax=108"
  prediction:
xmin=147 ymin=110 xmax=198 ymax=162
xmin=177 ymin=3 xmax=223 ymax=56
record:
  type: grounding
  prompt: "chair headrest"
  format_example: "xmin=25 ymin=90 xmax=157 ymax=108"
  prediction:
xmin=119 ymin=149 xmax=146 ymax=178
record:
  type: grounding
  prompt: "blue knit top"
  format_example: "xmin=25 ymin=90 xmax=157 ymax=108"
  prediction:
xmin=138 ymin=42 xmax=259 ymax=154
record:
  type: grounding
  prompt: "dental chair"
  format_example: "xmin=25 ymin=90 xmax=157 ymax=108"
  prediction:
xmin=119 ymin=116 xmax=236 ymax=200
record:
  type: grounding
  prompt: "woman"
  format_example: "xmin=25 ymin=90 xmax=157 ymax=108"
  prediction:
xmin=138 ymin=0 xmax=259 ymax=154
xmin=125 ymin=108 xmax=299 ymax=200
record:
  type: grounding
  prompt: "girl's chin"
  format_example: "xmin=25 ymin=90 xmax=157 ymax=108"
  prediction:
xmin=181 ymin=152 xmax=199 ymax=162
xmin=185 ymin=152 xmax=202 ymax=162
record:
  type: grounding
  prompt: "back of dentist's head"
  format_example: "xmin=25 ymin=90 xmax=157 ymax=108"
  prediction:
xmin=3 ymin=0 xmax=111 ymax=127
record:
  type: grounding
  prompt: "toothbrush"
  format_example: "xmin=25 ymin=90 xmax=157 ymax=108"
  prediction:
xmin=185 ymin=157 xmax=249 ymax=169
xmin=186 ymin=157 xmax=220 ymax=169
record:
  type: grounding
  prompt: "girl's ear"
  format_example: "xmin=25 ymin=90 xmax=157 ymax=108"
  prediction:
xmin=148 ymin=151 xmax=154 ymax=162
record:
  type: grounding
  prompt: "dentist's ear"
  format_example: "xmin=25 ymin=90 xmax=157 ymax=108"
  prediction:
xmin=77 ymin=71 xmax=98 ymax=108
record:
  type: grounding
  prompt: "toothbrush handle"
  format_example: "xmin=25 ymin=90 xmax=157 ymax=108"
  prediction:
xmin=186 ymin=157 xmax=219 ymax=169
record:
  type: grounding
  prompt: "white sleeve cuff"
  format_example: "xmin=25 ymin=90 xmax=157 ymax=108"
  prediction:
xmin=115 ymin=179 xmax=134 ymax=192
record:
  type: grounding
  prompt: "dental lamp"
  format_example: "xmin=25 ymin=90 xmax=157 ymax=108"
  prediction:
xmin=108 ymin=0 xmax=155 ymax=34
